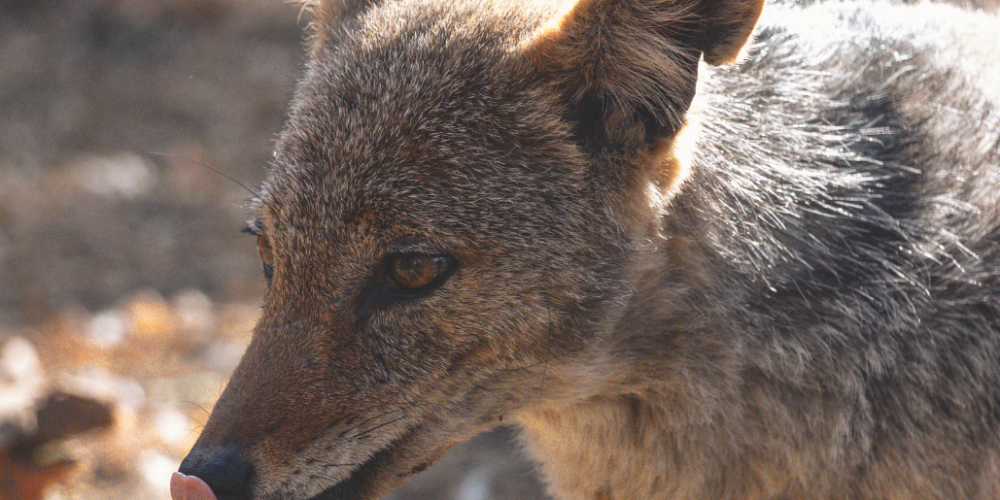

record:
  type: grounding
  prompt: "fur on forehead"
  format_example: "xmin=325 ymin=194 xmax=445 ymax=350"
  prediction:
xmin=298 ymin=0 xmax=572 ymax=56
xmin=267 ymin=2 xmax=593 ymax=198
xmin=259 ymin=45 xmax=589 ymax=240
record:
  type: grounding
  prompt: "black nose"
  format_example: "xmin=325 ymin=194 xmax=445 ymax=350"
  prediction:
xmin=178 ymin=446 xmax=254 ymax=499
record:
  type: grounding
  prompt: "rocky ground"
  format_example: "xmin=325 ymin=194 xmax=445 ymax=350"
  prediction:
xmin=0 ymin=1 xmax=546 ymax=498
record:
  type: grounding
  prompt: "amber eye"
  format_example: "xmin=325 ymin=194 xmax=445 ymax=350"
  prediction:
xmin=257 ymin=235 xmax=275 ymax=280
xmin=388 ymin=254 xmax=450 ymax=291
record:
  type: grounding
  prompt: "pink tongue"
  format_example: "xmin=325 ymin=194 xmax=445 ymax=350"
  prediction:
xmin=171 ymin=472 xmax=219 ymax=500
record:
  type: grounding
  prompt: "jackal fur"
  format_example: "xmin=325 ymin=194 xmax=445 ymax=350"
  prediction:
xmin=178 ymin=0 xmax=1000 ymax=499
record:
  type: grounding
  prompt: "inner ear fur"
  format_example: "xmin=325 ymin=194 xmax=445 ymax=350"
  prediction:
xmin=529 ymin=0 xmax=764 ymax=150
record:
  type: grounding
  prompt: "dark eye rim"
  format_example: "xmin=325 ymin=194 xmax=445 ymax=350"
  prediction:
xmin=261 ymin=260 xmax=275 ymax=281
xmin=242 ymin=222 xmax=275 ymax=283
xmin=384 ymin=252 xmax=457 ymax=296
xmin=354 ymin=251 xmax=458 ymax=324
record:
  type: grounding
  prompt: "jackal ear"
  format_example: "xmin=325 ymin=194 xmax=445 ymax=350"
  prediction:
xmin=528 ymin=0 xmax=763 ymax=151
xmin=299 ymin=0 xmax=382 ymax=54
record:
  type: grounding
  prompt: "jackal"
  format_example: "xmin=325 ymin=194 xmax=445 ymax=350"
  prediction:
xmin=171 ymin=0 xmax=1000 ymax=498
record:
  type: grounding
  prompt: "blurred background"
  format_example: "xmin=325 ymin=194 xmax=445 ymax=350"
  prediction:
xmin=0 ymin=0 xmax=546 ymax=498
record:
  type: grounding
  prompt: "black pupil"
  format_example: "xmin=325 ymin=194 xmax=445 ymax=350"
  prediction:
xmin=393 ymin=255 xmax=448 ymax=289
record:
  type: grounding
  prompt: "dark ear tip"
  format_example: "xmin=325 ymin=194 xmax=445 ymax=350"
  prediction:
xmin=699 ymin=0 xmax=765 ymax=65
xmin=701 ymin=22 xmax=763 ymax=65
xmin=702 ymin=42 xmax=746 ymax=66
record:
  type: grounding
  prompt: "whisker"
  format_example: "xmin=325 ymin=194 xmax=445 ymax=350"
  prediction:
xmin=354 ymin=413 xmax=410 ymax=439
xmin=535 ymin=304 xmax=554 ymax=407
xmin=178 ymin=400 xmax=211 ymax=418
xmin=147 ymin=151 xmax=280 ymax=218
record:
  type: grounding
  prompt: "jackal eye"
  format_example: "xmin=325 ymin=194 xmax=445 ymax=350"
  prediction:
xmin=388 ymin=254 xmax=450 ymax=291
xmin=256 ymin=235 xmax=275 ymax=281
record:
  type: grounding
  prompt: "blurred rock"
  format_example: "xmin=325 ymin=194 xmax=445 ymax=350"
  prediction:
xmin=65 ymin=153 xmax=157 ymax=200
xmin=65 ymin=367 xmax=147 ymax=413
xmin=139 ymin=450 xmax=179 ymax=496
xmin=0 ymin=337 xmax=45 ymax=440
xmin=152 ymin=408 xmax=192 ymax=446
xmin=86 ymin=310 xmax=128 ymax=349
xmin=172 ymin=289 xmax=216 ymax=338
xmin=123 ymin=289 xmax=177 ymax=341
xmin=0 ymin=390 xmax=114 ymax=500
xmin=23 ymin=392 xmax=114 ymax=451
xmin=0 ymin=453 xmax=75 ymax=500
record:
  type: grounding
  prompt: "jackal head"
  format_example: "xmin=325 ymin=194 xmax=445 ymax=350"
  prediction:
xmin=174 ymin=0 xmax=762 ymax=499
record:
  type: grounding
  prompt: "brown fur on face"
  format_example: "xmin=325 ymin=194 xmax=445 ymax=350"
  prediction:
xmin=178 ymin=0 xmax=1000 ymax=499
